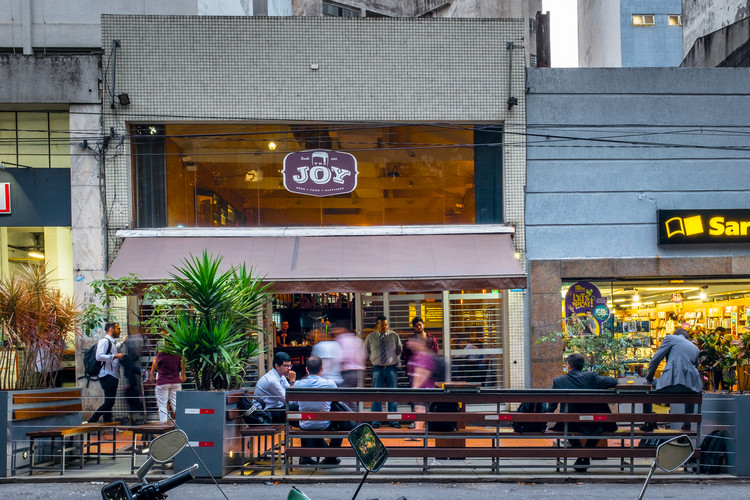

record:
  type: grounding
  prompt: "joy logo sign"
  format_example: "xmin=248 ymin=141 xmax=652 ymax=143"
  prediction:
xmin=282 ymin=150 xmax=358 ymax=197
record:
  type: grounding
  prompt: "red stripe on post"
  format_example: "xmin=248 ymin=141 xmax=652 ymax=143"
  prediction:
xmin=199 ymin=409 xmax=215 ymax=414
xmin=402 ymin=414 xmax=416 ymax=420
xmin=593 ymin=415 xmax=607 ymax=421
xmin=199 ymin=441 xmax=213 ymax=447
xmin=499 ymin=415 xmax=513 ymax=420
xmin=301 ymin=413 xmax=316 ymax=420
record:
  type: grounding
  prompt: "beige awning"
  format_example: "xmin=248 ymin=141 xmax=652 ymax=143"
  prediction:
xmin=107 ymin=232 xmax=525 ymax=292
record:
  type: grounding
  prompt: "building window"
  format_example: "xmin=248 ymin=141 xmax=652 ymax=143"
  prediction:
xmin=632 ymin=15 xmax=655 ymax=27
xmin=668 ymin=15 xmax=682 ymax=26
xmin=529 ymin=18 xmax=537 ymax=33
xmin=322 ymin=1 xmax=360 ymax=17
xmin=132 ymin=123 xmax=504 ymax=228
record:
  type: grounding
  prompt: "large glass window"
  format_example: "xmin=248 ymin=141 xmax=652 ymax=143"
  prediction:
xmin=0 ymin=110 xmax=70 ymax=169
xmin=134 ymin=123 xmax=503 ymax=228
xmin=560 ymin=278 xmax=750 ymax=377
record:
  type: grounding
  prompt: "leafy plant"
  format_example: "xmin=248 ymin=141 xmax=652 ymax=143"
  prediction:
xmin=159 ymin=251 xmax=271 ymax=391
xmin=0 ymin=263 xmax=79 ymax=389
xmin=79 ymin=275 xmax=180 ymax=336
xmin=538 ymin=315 xmax=638 ymax=376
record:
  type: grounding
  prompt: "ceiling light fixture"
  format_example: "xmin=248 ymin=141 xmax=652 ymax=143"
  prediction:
xmin=268 ymin=141 xmax=277 ymax=151
xmin=28 ymin=252 xmax=45 ymax=260
xmin=632 ymin=290 xmax=640 ymax=302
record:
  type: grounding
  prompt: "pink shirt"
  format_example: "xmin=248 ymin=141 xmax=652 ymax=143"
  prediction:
xmin=337 ymin=333 xmax=366 ymax=371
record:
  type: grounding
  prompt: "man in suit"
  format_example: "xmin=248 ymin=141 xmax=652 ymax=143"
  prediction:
xmin=642 ymin=328 xmax=701 ymax=431
xmin=548 ymin=353 xmax=618 ymax=472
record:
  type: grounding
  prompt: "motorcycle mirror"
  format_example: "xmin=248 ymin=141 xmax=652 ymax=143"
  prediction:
xmin=348 ymin=423 xmax=388 ymax=473
xmin=638 ymin=434 xmax=695 ymax=500
xmin=655 ymin=434 xmax=694 ymax=472
xmin=150 ymin=429 xmax=189 ymax=463
xmin=136 ymin=429 xmax=189 ymax=484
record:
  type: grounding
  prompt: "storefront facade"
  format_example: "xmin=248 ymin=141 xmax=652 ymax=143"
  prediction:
xmin=99 ymin=16 xmax=528 ymax=387
xmin=526 ymin=67 xmax=750 ymax=387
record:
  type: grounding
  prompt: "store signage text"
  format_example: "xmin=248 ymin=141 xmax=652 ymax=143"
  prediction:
xmin=282 ymin=150 xmax=358 ymax=197
xmin=658 ymin=210 xmax=750 ymax=244
xmin=0 ymin=183 xmax=10 ymax=214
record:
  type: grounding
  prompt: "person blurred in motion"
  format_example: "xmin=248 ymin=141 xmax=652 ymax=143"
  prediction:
xmin=401 ymin=317 xmax=439 ymax=383
xmin=150 ymin=333 xmax=186 ymax=423
xmin=336 ymin=326 xmax=365 ymax=389
xmin=406 ymin=335 xmax=436 ymax=433
xmin=121 ymin=330 xmax=146 ymax=424
xmin=312 ymin=333 xmax=343 ymax=385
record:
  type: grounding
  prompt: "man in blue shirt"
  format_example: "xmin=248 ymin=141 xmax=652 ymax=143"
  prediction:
xmin=293 ymin=355 xmax=353 ymax=466
xmin=254 ymin=352 xmax=297 ymax=423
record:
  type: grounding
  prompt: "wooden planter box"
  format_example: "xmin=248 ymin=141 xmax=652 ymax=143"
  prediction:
xmin=173 ymin=390 xmax=244 ymax=478
xmin=701 ymin=393 xmax=750 ymax=476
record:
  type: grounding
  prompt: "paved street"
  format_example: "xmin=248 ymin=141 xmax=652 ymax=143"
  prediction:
xmin=2 ymin=480 xmax=750 ymax=499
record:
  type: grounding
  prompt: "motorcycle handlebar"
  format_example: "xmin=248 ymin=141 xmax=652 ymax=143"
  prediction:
xmin=155 ymin=464 xmax=198 ymax=494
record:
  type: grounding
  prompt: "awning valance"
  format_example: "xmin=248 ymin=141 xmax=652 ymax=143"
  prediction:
xmin=107 ymin=232 xmax=526 ymax=293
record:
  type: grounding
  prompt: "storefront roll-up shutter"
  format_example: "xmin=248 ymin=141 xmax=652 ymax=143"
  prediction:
xmin=107 ymin=232 xmax=526 ymax=292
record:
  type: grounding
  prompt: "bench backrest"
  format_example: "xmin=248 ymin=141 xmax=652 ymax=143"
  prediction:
xmin=11 ymin=390 xmax=83 ymax=422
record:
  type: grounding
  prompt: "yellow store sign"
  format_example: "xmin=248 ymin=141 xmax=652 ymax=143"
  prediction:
xmin=659 ymin=210 xmax=750 ymax=244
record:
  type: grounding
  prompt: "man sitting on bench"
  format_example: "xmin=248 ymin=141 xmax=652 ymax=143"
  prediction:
xmin=292 ymin=355 xmax=354 ymax=466
xmin=254 ymin=352 xmax=297 ymax=423
xmin=548 ymin=353 xmax=618 ymax=473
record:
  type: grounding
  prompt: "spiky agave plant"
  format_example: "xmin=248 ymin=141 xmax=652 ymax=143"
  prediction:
xmin=159 ymin=251 xmax=271 ymax=390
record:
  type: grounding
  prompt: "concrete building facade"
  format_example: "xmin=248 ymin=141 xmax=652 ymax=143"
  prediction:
xmin=525 ymin=67 xmax=750 ymax=387
xmin=100 ymin=16 xmax=529 ymax=388
xmin=578 ymin=0 xmax=683 ymax=67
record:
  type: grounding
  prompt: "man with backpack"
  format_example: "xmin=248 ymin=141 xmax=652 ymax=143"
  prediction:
xmin=87 ymin=322 xmax=125 ymax=423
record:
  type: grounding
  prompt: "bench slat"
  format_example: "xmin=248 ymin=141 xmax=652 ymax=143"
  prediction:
xmin=13 ymin=390 xmax=81 ymax=404
xmin=13 ymin=403 xmax=82 ymax=421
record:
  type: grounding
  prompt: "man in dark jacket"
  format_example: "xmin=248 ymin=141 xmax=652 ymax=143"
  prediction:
xmin=548 ymin=353 xmax=618 ymax=472
xmin=642 ymin=328 xmax=701 ymax=431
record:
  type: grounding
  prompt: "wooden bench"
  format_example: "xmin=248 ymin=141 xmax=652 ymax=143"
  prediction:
xmin=284 ymin=387 xmax=702 ymax=475
xmin=11 ymin=389 xmax=119 ymax=475
xmin=225 ymin=393 xmax=285 ymax=475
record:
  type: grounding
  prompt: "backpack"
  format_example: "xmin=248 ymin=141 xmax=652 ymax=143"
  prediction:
xmin=83 ymin=339 xmax=111 ymax=380
xmin=427 ymin=402 xmax=459 ymax=432
xmin=638 ymin=437 xmax=666 ymax=448
xmin=512 ymin=402 xmax=548 ymax=433
xmin=431 ymin=354 xmax=446 ymax=383
xmin=699 ymin=430 xmax=728 ymax=474
xmin=238 ymin=395 xmax=273 ymax=425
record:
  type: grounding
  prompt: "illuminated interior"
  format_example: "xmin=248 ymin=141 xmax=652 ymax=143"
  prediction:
xmin=134 ymin=123 xmax=503 ymax=227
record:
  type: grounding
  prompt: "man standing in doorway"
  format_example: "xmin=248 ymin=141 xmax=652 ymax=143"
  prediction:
xmin=88 ymin=322 xmax=125 ymax=423
xmin=364 ymin=315 xmax=402 ymax=428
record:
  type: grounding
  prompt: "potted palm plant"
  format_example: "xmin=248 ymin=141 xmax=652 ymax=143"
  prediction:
xmin=159 ymin=250 xmax=271 ymax=390
xmin=161 ymin=250 xmax=272 ymax=478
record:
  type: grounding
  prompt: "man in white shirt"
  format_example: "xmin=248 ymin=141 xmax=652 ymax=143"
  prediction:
xmin=254 ymin=352 xmax=297 ymax=423
xmin=88 ymin=322 xmax=125 ymax=423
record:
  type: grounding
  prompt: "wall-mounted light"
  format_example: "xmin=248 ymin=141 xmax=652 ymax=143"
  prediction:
xmin=28 ymin=252 xmax=45 ymax=260
xmin=117 ymin=93 xmax=130 ymax=106
xmin=268 ymin=141 xmax=277 ymax=151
